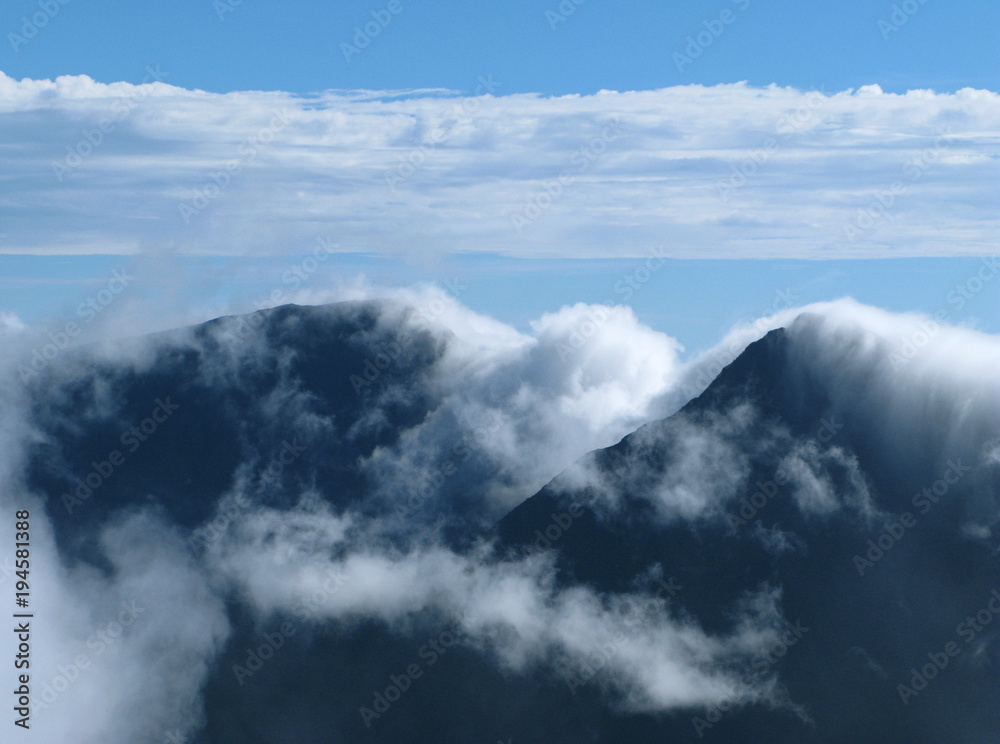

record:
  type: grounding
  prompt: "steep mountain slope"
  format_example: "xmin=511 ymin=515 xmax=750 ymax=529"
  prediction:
xmin=498 ymin=322 xmax=1000 ymax=742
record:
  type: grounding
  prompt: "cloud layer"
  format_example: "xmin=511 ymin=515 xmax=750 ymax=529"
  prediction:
xmin=1 ymin=72 xmax=998 ymax=258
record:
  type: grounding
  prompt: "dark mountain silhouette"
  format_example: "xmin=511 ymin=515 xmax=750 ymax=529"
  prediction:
xmin=27 ymin=302 xmax=457 ymax=552
xmin=19 ymin=304 xmax=1000 ymax=743
xmin=497 ymin=325 xmax=1000 ymax=743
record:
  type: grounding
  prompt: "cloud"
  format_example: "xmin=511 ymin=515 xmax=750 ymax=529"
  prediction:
xmin=4 ymin=291 xmax=1000 ymax=740
xmin=781 ymin=300 xmax=1000 ymax=513
xmin=0 ymin=290 xmax=765 ymax=742
xmin=0 ymin=310 xmax=26 ymax=334
xmin=553 ymin=403 xmax=758 ymax=522
xmin=306 ymin=290 xmax=688 ymax=517
xmin=1 ymin=73 xmax=998 ymax=258
xmin=669 ymin=296 xmax=1000 ymax=534
xmin=549 ymin=296 xmax=1000 ymax=536
xmin=203 ymin=495 xmax=788 ymax=713
xmin=0 ymin=504 xmax=229 ymax=744
xmin=779 ymin=441 xmax=874 ymax=519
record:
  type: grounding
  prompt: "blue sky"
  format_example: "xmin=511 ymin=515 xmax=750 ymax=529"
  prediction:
xmin=2 ymin=0 xmax=997 ymax=95
xmin=6 ymin=253 xmax=1000 ymax=356
xmin=0 ymin=0 xmax=997 ymax=352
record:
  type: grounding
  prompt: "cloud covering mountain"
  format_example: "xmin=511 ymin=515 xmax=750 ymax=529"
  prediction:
xmin=1 ymin=293 xmax=998 ymax=742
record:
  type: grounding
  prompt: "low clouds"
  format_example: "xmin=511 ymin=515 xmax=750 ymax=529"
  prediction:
xmin=1 ymin=73 xmax=998 ymax=258
xmin=782 ymin=301 xmax=1000 ymax=515
xmin=553 ymin=403 xmax=758 ymax=523
xmin=335 ymin=290 xmax=687 ymax=517
xmin=3 ymin=292 xmax=1000 ymax=741
xmin=0 ymin=506 xmax=229 ymax=744
xmin=779 ymin=441 xmax=874 ymax=520
xmin=202 ymin=496 xmax=788 ymax=714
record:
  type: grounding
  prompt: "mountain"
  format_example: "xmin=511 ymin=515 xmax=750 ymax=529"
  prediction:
xmin=498 ymin=322 xmax=1000 ymax=743
xmin=26 ymin=301 xmax=496 ymax=552
xmin=10 ymin=302 xmax=1000 ymax=743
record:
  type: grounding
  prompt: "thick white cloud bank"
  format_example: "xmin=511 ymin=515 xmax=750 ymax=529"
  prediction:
xmin=1 ymin=72 xmax=998 ymax=258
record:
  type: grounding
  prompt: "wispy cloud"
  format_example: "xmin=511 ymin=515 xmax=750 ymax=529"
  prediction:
xmin=4 ymin=290 xmax=1000 ymax=740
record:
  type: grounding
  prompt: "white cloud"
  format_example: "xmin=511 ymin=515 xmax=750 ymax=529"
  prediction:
xmin=555 ymin=403 xmax=758 ymax=522
xmin=1 ymin=73 xmax=997 ymax=258
xmin=779 ymin=442 xmax=874 ymax=519
xmin=0 ymin=310 xmax=26 ymax=334
xmin=205 ymin=496 xmax=788 ymax=713
xmin=4 ymin=291 xmax=1000 ymax=739
xmin=0 ymin=505 xmax=230 ymax=744
xmin=363 ymin=296 xmax=686 ymax=514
